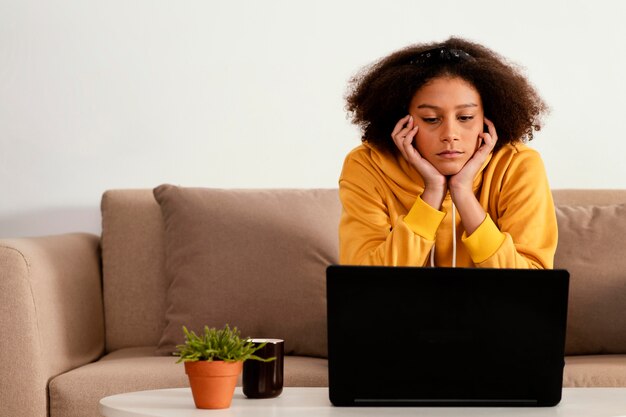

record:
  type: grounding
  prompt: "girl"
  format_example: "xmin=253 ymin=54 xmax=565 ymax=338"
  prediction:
xmin=339 ymin=37 xmax=556 ymax=268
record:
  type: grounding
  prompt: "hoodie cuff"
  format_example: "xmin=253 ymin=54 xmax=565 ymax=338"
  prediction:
xmin=462 ymin=214 xmax=506 ymax=264
xmin=404 ymin=195 xmax=446 ymax=241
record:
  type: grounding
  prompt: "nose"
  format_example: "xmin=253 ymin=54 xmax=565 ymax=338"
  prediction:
xmin=440 ymin=119 xmax=460 ymax=142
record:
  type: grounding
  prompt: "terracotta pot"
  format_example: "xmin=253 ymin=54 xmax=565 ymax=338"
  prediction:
xmin=184 ymin=360 xmax=243 ymax=409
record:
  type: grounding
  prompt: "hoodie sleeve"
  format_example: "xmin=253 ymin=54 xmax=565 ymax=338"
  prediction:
xmin=338 ymin=154 xmax=445 ymax=266
xmin=461 ymin=149 xmax=557 ymax=269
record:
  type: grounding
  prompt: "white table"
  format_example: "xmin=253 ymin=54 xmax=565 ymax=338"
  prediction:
xmin=100 ymin=387 xmax=626 ymax=417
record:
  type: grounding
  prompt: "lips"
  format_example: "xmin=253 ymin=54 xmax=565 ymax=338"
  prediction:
xmin=437 ymin=150 xmax=464 ymax=159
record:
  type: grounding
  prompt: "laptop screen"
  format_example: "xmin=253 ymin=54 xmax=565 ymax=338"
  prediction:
xmin=326 ymin=266 xmax=569 ymax=407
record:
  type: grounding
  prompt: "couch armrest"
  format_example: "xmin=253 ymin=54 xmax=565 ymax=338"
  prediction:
xmin=0 ymin=233 xmax=104 ymax=417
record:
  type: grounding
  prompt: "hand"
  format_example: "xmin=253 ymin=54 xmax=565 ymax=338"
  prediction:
xmin=391 ymin=115 xmax=447 ymax=209
xmin=448 ymin=117 xmax=498 ymax=201
xmin=391 ymin=115 xmax=447 ymax=190
xmin=447 ymin=117 xmax=498 ymax=236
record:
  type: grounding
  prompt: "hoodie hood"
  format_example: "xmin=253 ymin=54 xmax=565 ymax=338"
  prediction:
xmin=363 ymin=141 xmax=492 ymax=199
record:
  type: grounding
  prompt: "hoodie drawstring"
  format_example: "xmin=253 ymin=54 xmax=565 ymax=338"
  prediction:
xmin=429 ymin=201 xmax=457 ymax=268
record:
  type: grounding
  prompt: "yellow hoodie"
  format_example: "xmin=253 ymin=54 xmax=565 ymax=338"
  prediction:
xmin=338 ymin=141 xmax=557 ymax=268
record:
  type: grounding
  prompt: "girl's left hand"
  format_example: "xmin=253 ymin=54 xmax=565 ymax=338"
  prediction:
xmin=448 ymin=117 xmax=498 ymax=196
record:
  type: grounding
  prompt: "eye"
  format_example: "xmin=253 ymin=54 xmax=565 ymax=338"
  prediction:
xmin=458 ymin=115 xmax=474 ymax=122
xmin=421 ymin=117 xmax=439 ymax=124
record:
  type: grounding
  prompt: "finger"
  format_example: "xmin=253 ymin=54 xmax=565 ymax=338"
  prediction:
xmin=483 ymin=133 xmax=497 ymax=150
xmin=391 ymin=115 xmax=411 ymax=138
xmin=392 ymin=118 xmax=417 ymax=160
xmin=477 ymin=132 xmax=488 ymax=149
xmin=392 ymin=132 xmax=411 ymax=161
xmin=393 ymin=116 xmax=415 ymax=142
xmin=483 ymin=117 xmax=498 ymax=142
xmin=391 ymin=127 xmax=407 ymax=150
xmin=391 ymin=119 xmax=407 ymax=138
xmin=478 ymin=132 xmax=496 ymax=153
xmin=401 ymin=128 xmax=420 ymax=162
xmin=405 ymin=123 xmax=418 ymax=143
xmin=401 ymin=132 xmax=415 ymax=154
xmin=396 ymin=143 xmax=410 ymax=162
xmin=400 ymin=123 xmax=418 ymax=149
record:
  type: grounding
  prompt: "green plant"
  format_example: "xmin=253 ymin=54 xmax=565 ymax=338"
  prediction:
xmin=174 ymin=324 xmax=276 ymax=364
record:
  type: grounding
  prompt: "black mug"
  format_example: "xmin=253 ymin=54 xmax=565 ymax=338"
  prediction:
xmin=243 ymin=338 xmax=284 ymax=398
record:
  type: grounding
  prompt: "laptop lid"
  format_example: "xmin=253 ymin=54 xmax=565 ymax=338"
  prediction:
xmin=326 ymin=266 xmax=569 ymax=407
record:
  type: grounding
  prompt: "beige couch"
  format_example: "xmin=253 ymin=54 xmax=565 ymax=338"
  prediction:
xmin=1 ymin=187 xmax=625 ymax=417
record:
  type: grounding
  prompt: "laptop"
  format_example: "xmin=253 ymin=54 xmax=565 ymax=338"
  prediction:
xmin=326 ymin=266 xmax=569 ymax=407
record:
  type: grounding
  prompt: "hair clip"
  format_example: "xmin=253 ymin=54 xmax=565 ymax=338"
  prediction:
xmin=410 ymin=47 xmax=474 ymax=65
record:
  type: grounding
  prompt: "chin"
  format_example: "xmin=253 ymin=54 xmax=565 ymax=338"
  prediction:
xmin=436 ymin=165 xmax=463 ymax=176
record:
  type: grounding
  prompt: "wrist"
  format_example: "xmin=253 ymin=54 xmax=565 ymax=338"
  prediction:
xmin=448 ymin=183 xmax=473 ymax=200
xmin=421 ymin=184 xmax=447 ymax=210
xmin=451 ymin=192 xmax=485 ymax=236
xmin=424 ymin=175 xmax=447 ymax=192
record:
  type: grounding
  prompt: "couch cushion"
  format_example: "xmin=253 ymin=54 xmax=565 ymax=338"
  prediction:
xmin=49 ymin=347 xmax=187 ymax=417
xmin=563 ymin=355 xmax=626 ymax=387
xmin=49 ymin=347 xmax=329 ymax=417
xmin=153 ymin=185 xmax=340 ymax=358
xmin=555 ymin=204 xmax=626 ymax=355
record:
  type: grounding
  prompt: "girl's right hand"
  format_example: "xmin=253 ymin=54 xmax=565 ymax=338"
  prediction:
xmin=391 ymin=115 xmax=447 ymax=190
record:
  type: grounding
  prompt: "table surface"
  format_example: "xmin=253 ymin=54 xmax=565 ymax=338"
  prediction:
xmin=100 ymin=387 xmax=626 ymax=417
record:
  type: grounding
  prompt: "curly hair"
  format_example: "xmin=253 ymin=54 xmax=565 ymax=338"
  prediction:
xmin=345 ymin=37 xmax=548 ymax=154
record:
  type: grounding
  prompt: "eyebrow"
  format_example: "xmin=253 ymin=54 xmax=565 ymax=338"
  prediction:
xmin=417 ymin=103 xmax=478 ymax=110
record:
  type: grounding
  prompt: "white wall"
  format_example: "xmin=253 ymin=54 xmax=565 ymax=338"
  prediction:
xmin=1 ymin=0 xmax=625 ymax=238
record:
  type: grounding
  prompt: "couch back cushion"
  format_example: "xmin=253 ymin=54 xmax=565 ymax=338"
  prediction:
xmin=552 ymin=190 xmax=626 ymax=355
xmin=101 ymin=188 xmax=626 ymax=355
xmin=152 ymin=185 xmax=340 ymax=357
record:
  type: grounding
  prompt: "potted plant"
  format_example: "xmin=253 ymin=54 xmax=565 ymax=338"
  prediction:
xmin=175 ymin=324 xmax=274 ymax=409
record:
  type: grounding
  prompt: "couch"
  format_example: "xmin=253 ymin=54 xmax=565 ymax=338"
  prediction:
xmin=1 ymin=186 xmax=625 ymax=417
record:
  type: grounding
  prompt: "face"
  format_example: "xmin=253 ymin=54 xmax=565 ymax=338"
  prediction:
xmin=408 ymin=76 xmax=484 ymax=176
